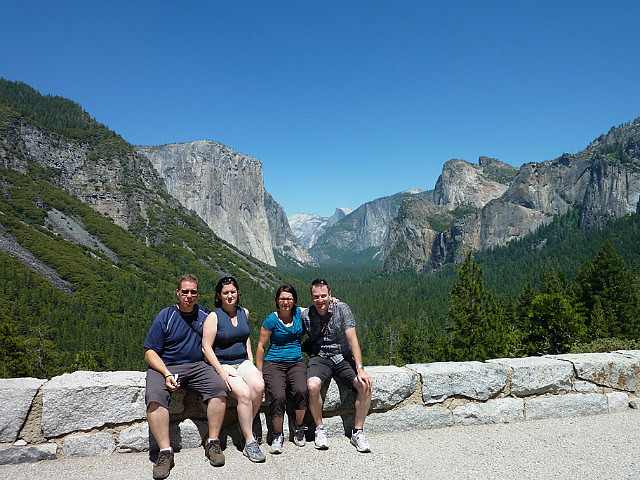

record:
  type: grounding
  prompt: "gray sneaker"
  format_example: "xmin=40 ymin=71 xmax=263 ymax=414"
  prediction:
xmin=350 ymin=429 xmax=371 ymax=453
xmin=205 ymin=438 xmax=225 ymax=466
xmin=314 ymin=425 xmax=328 ymax=450
xmin=243 ymin=440 xmax=266 ymax=462
xmin=269 ymin=433 xmax=284 ymax=454
xmin=294 ymin=425 xmax=307 ymax=447
xmin=153 ymin=449 xmax=174 ymax=479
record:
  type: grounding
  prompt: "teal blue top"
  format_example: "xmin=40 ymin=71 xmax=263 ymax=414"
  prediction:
xmin=262 ymin=307 xmax=304 ymax=363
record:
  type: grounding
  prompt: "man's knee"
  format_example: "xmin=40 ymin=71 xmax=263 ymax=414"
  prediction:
xmin=207 ymin=395 xmax=227 ymax=408
xmin=147 ymin=401 xmax=167 ymax=414
xmin=353 ymin=378 xmax=372 ymax=395
xmin=307 ymin=376 xmax=323 ymax=395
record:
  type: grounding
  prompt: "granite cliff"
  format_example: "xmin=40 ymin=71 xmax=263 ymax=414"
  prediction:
xmin=288 ymin=208 xmax=351 ymax=250
xmin=309 ymin=189 xmax=425 ymax=265
xmin=136 ymin=141 xmax=315 ymax=267
xmin=383 ymin=158 xmax=516 ymax=273
xmin=383 ymin=119 xmax=640 ymax=273
xmin=0 ymin=80 xmax=314 ymax=271
xmin=0 ymin=113 xmax=166 ymax=244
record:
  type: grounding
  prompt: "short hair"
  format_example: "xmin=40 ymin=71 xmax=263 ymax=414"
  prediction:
xmin=310 ymin=278 xmax=330 ymax=292
xmin=177 ymin=274 xmax=198 ymax=291
xmin=275 ymin=284 xmax=298 ymax=311
xmin=215 ymin=276 xmax=241 ymax=308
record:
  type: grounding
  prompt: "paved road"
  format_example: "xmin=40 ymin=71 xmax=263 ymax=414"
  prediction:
xmin=2 ymin=409 xmax=638 ymax=479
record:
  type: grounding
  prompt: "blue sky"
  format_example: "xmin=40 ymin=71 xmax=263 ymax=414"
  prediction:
xmin=3 ymin=1 xmax=640 ymax=217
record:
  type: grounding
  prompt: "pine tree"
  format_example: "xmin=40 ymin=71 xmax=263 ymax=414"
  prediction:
xmin=523 ymin=293 xmax=586 ymax=355
xmin=448 ymin=252 xmax=508 ymax=361
xmin=573 ymin=241 xmax=640 ymax=338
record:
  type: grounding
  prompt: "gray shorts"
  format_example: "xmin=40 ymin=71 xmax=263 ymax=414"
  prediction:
xmin=307 ymin=356 xmax=357 ymax=387
xmin=145 ymin=361 xmax=227 ymax=409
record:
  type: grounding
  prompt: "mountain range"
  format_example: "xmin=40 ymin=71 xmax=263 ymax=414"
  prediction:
xmin=291 ymin=126 xmax=640 ymax=272
xmin=2 ymin=78 xmax=640 ymax=280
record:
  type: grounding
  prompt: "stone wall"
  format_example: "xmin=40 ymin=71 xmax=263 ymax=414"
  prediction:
xmin=1 ymin=351 xmax=639 ymax=464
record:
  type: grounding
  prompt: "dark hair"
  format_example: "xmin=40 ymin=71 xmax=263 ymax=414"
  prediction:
xmin=177 ymin=274 xmax=198 ymax=291
xmin=310 ymin=278 xmax=330 ymax=292
xmin=215 ymin=276 xmax=241 ymax=308
xmin=275 ymin=284 xmax=298 ymax=311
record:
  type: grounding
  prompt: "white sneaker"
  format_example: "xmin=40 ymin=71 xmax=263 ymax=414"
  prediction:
xmin=269 ymin=433 xmax=283 ymax=454
xmin=314 ymin=425 xmax=328 ymax=450
xmin=350 ymin=430 xmax=371 ymax=453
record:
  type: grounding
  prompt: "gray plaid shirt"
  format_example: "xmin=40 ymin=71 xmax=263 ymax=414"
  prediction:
xmin=301 ymin=301 xmax=356 ymax=364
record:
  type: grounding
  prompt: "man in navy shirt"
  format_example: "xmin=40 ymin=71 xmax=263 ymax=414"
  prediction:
xmin=144 ymin=274 xmax=227 ymax=479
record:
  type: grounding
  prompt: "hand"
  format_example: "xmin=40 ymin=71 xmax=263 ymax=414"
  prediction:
xmin=165 ymin=373 xmax=180 ymax=391
xmin=356 ymin=369 xmax=372 ymax=389
xmin=220 ymin=369 xmax=236 ymax=391
xmin=330 ymin=296 xmax=340 ymax=303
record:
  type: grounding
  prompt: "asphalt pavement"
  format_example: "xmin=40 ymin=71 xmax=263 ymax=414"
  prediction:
xmin=2 ymin=409 xmax=638 ymax=479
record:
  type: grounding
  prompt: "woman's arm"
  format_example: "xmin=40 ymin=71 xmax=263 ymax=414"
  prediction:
xmin=255 ymin=326 xmax=272 ymax=372
xmin=243 ymin=308 xmax=254 ymax=362
xmin=202 ymin=311 xmax=234 ymax=390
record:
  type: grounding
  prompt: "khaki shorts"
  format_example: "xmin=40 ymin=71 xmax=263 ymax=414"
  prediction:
xmin=221 ymin=359 xmax=260 ymax=384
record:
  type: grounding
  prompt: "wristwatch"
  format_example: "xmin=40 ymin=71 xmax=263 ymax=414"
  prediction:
xmin=356 ymin=364 xmax=364 ymax=370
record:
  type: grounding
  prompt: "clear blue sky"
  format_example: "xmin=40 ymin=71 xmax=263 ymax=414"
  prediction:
xmin=3 ymin=1 xmax=640 ymax=217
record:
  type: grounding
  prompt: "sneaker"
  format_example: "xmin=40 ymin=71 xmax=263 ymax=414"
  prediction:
xmin=243 ymin=440 xmax=266 ymax=463
xmin=293 ymin=425 xmax=307 ymax=447
xmin=269 ymin=433 xmax=284 ymax=454
xmin=314 ymin=425 xmax=328 ymax=450
xmin=205 ymin=438 xmax=225 ymax=466
xmin=350 ymin=429 xmax=371 ymax=453
xmin=153 ymin=449 xmax=174 ymax=479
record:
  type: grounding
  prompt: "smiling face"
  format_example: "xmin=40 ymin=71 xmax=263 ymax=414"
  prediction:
xmin=176 ymin=279 xmax=199 ymax=312
xmin=310 ymin=284 xmax=331 ymax=316
xmin=277 ymin=291 xmax=295 ymax=314
xmin=275 ymin=285 xmax=297 ymax=315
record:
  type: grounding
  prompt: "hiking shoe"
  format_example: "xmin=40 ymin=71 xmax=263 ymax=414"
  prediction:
xmin=243 ymin=440 xmax=266 ymax=462
xmin=153 ymin=449 xmax=174 ymax=479
xmin=205 ymin=438 xmax=225 ymax=466
xmin=314 ymin=425 xmax=328 ymax=450
xmin=269 ymin=433 xmax=284 ymax=454
xmin=294 ymin=425 xmax=307 ymax=447
xmin=350 ymin=430 xmax=371 ymax=453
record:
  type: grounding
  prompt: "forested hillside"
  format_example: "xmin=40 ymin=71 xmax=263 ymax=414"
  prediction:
xmin=0 ymin=166 xmax=293 ymax=378
xmin=0 ymin=80 xmax=290 ymax=378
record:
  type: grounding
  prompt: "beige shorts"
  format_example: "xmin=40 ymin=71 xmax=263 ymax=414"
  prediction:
xmin=221 ymin=359 xmax=260 ymax=384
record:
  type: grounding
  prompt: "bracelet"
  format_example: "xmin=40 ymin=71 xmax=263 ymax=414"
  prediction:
xmin=164 ymin=373 xmax=173 ymax=378
xmin=356 ymin=364 xmax=364 ymax=370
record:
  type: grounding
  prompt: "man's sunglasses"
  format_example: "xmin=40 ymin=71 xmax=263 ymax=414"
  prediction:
xmin=180 ymin=289 xmax=199 ymax=295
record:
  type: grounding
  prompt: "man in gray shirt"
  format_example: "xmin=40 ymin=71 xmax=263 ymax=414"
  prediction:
xmin=301 ymin=278 xmax=372 ymax=452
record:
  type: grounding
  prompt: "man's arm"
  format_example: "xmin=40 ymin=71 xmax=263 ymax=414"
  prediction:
xmin=344 ymin=327 xmax=372 ymax=388
xmin=145 ymin=348 xmax=180 ymax=391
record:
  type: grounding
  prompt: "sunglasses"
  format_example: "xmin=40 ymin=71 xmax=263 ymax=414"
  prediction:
xmin=180 ymin=289 xmax=199 ymax=295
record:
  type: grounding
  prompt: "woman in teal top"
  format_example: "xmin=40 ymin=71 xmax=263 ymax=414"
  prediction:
xmin=256 ymin=284 xmax=308 ymax=454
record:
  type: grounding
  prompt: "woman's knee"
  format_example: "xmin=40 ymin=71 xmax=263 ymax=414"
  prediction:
xmin=246 ymin=374 xmax=265 ymax=398
xmin=231 ymin=382 xmax=252 ymax=404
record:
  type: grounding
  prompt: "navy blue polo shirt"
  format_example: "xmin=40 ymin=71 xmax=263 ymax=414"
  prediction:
xmin=143 ymin=304 xmax=210 ymax=365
